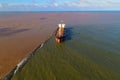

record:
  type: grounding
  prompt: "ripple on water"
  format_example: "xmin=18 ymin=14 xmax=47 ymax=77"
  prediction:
xmin=11 ymin=25 xmax=120 ymax=80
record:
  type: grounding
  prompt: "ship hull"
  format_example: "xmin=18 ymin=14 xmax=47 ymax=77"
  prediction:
xmin=55 ymin=36 xmax=65 ymax=43
xmin=55 ymin=28 xmax=65 ymax=43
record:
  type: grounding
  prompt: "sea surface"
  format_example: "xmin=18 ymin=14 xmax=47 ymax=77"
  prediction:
xmin=2 ymin=12 xmax=120 ymax=80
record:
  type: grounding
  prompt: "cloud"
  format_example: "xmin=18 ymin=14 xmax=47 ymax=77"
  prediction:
xmin=0 ymin=4 xmax=2 ymax=8
xmin=0 ymin=3 xmax=50 ymax=8
xmin=0 ymin=0 xmax=120 ymax=11
xmin=53 ymin=3 xmax=58 ymax=7
xmin=63 ymin=0 xmax=120 ymax=9
xmin=0 ymin=3 xmax=59 ymax=9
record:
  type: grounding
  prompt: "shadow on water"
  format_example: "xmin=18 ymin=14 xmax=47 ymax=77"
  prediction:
xmin=0 ymin=27 xmax=30 ymax=37
xmin=40 ymin=17 xmax=47 ymax=20
xmin=65 ymin=27 xmax=73 ymax=41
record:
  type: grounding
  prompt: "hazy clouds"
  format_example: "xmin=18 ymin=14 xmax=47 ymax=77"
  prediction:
xmin=0 ymin=0 xmax=120 ymax=11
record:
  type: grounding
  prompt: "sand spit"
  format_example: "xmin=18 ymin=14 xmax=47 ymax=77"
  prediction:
xmin=0 ymin=12 xmax=59 ymax=78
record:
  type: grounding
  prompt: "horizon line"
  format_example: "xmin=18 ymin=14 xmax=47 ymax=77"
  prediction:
xmin=1 ymin=10 xmax=120 ymax=12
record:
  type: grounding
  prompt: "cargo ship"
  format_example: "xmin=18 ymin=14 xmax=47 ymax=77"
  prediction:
xmin=55 ymin=23 xmax=66 ymax=43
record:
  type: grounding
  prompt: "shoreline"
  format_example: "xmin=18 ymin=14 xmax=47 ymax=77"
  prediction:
xmin=1 ymin=29 xmax=56 ymax=80
xmin=2 ymin=43 xmax=44 ymax=80
xmin=0 ymin=12 xmax=59 ymax=77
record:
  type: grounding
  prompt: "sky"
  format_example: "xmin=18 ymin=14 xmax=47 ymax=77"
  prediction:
xmin=0 ymin=0 xmax=120 ymax=11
